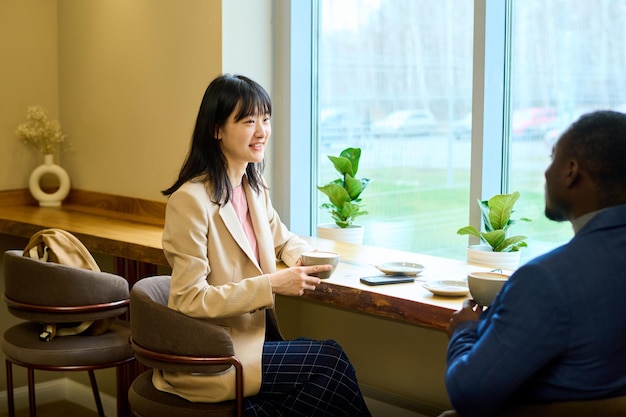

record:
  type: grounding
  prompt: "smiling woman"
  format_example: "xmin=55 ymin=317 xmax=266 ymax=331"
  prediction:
xmin=159 ymin=73 xmax=372 ymax=416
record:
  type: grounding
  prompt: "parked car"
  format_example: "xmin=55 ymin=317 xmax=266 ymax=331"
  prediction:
xmin=319 ymin=108 xmax=367 ymax=141
xmin=371 ymin=109 xmax=436 ymax=137
xmin=543 ymin=107 xmax=596 ymax=150
xmin=511 ymin=107 xmax=557 ymax=140
xmin=452 ymin=112 xmax=472 ymax=140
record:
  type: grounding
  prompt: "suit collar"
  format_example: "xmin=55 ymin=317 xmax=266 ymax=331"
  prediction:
xmin=218 ymin=178 xmax=273 ymax=273
xmin=577 ymin=204 xmax=626 ymax=235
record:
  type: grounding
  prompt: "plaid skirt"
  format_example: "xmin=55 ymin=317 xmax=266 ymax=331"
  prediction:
xmin=243 ymin=338 xmax=371 ymax=417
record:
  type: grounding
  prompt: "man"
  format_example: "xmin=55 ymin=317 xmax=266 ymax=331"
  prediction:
xmin=442 ymin=110 xmax=626 ymax=417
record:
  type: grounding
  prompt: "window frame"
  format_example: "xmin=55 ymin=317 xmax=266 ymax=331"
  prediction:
xmin=272 ymin=1 xmax=315 ymax=236
xmin=273 ymin=0 xmax=513 ymax=247
xmin=469 ymin=0 xmax=512 ymax=241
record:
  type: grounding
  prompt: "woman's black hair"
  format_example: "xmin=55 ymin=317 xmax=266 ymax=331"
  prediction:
xmin=162 ymin=74 xmax=271 ymax=204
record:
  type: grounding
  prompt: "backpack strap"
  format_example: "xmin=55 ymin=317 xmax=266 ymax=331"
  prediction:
xmin=39 ymin=321 xmax=95 ymax=342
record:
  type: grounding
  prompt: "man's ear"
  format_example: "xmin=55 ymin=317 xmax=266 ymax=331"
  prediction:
xmin=564 ymin=159 xmax=580 ymax=188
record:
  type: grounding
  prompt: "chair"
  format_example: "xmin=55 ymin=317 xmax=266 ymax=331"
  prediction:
xmin=438 ymin=395 xmax=626 ymax=417
xmin=499 ymin=395 xmax=626 ymax=417
xmin=1 ymin=250 xmax=134 ymax=417
xmin=128 ymin=275 xmax=243 ymax=417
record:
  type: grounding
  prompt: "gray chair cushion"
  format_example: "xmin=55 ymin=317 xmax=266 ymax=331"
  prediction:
xmin=129 ymin=370 xmax=236 ymax=417
xmin=130 ymin=275 xmax=234 ymax=373
xmin=1 ymin=320 xmax=132 ymax=367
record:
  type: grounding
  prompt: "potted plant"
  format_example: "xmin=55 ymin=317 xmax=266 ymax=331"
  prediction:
xmin=317 ymin=147 xmax=370 ymax=243
xmin=457 ymin=191 xmax=531 ymax=269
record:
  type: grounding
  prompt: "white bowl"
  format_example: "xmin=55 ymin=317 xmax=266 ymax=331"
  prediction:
xmin=467 ymin=271 xmax=510 ymax=306
xmin=374 ymin=261 xmax=424 ymax=276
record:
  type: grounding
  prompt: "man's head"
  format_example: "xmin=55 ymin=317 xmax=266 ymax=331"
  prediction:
xmin=544 ymin=110 xmax=626 ymax=222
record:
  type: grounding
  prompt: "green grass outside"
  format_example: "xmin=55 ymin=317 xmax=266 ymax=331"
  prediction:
xmin=317 ymin=164 xmax=573 ymax=261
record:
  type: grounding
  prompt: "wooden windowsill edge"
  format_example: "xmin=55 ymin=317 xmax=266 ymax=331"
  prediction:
xmin=0 ymin=189 xmax=459 ymax=330
xmin=0 ymin=188 xmax=166 ymax=226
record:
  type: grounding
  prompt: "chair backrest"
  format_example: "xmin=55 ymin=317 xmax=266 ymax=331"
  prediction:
xmin=501 ymin=395 xmax=626 ymax=417
xmin=3 ymin=250 xmax=129 ymax=323
xmin=130 ymin=275 xmax=235 ymax=373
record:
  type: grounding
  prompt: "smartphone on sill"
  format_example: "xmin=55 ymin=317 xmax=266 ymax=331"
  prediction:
xmin=360 ymin=275 xmax=415 ymax=286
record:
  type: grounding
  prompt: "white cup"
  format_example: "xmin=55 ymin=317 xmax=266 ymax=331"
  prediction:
xmin=300 ymin=251 xmax=340 ymax=279
xmin=467 ymin=271 xmax=510 ymax=306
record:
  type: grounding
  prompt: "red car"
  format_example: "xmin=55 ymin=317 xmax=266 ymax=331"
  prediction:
xmin=512 ymin=107 xmax=557 ymax=140
xmin=543 ymin=107 xmax=597 ymax=150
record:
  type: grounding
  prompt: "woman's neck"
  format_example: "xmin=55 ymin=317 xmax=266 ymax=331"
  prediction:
xmin=227 ymin=167 xmax=246 ymax=188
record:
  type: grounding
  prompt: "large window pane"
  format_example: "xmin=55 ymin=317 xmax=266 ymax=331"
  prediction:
xmin=316 ymin=0 xmax=474 ymax=259
xmin=507 ymin=0 xmax=626 ymax=259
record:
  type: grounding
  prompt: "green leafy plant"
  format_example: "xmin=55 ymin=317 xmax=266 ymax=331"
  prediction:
xmin=317 ymin=147 xmax=370 ymax=228
xmin=457 ymin=191 xmax=531 ymax=252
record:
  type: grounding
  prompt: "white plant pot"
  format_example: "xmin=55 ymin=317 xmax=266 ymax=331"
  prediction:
xmin=317 ymin=223 xmax=365 ymax=244
xmin=466 ymin=244 xmax=521 ymax=271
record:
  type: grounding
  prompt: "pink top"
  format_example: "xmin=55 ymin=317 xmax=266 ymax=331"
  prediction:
xmin=231 ymin=185 xmax=259 ymax=262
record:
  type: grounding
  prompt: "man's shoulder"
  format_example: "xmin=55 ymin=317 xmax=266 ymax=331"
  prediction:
xmin=511 ymin=245 xmax=579 ymax=289
xmin=585 ymin=204 xmax=626 ymax=230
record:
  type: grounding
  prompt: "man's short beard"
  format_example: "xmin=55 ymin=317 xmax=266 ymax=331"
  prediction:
xmin=545 ymin=206 xmax=567 ymax=222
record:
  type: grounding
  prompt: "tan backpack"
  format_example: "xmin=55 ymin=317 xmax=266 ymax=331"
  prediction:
xmin=23 ymin=228 xmax=114 ymax=341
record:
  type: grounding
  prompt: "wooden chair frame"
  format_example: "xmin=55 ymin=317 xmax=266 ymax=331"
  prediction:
xmin=3 ymin=296 xmax=132 ymax=417
xmin=129 ymin=337 xmax=244 ymax=417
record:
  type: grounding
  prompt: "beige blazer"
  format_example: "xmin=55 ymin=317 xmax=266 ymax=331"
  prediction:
xmin=153 ymin=178 xmax=311 ymax=402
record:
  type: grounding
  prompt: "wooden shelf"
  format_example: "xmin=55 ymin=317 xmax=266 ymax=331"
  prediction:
xmin=0 ymin=189 xmax=477 ymax=331
xmin=0 ymin=189 xmax=167 ymax=266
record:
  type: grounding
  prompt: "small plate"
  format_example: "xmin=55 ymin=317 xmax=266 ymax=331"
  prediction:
xmin=374 ymin=261 xmax=425 ymax=276
xmin=423 ymin=280 xmax=469 ymax=297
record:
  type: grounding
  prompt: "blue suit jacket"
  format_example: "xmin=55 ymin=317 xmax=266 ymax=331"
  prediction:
xmin=446 ymin=204 xmax=626 ymax=417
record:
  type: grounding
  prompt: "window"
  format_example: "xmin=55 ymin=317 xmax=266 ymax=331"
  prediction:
xmin=280 ymin=0 xmax=626 ymax=262
xmin=507 ymin=0 xmax=626 ymax=256
xmin=316 ymin=0 xmax=474 ymax=260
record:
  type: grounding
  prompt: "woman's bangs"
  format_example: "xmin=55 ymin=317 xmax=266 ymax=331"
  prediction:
xmin=233 ymin=88 xmax=271 ymax=121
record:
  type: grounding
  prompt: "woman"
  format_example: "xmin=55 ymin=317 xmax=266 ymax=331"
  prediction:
xmin=158 ymin=74 xmax=371 ymax=416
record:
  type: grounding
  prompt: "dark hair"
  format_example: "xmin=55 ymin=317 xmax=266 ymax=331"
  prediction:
xmin=162 ymin=74 xmax=271 ymax=203
xmin=563 ymin=110 xmax=626 ymax=204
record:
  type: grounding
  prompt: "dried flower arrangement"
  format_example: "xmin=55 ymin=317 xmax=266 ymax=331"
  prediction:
xmin=15 ymin=106 xmax=66 ymax=155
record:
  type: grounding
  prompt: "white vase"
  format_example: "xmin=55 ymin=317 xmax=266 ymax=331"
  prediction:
xmin=29 ymin=154 xmax=71 ymax=207
xmin=317 ymin=223 xmax=365 ymax=244
xmin=466 ymin=244 xmax=521 ymax=271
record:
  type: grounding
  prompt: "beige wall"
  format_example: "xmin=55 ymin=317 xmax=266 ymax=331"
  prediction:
xmin=57 ymin=0 xmax=222 ymax=201
xmin=0 ymin=0 xmax=452 ymax=413
xmin=0 ymin=0 xmax=276 ymax=200
xmin=0 ymin=0 xmax=60 ymax=189
xmin=0 ymin=0 xmax=61 ymax=390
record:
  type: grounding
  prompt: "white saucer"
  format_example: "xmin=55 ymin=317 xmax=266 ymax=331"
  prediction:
xmin=422 ymin=280 xmax=469 ymax=297
xmin=374 ymin=261 xmax=425 ymax=276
